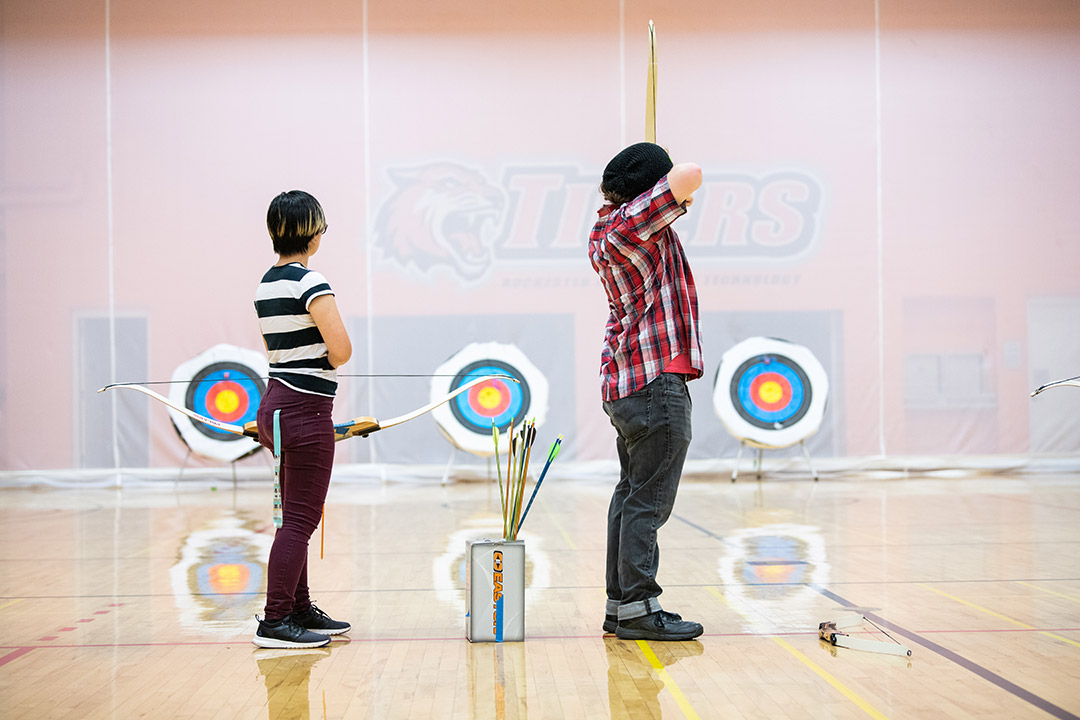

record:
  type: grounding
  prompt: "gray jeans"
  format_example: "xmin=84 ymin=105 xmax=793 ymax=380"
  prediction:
xmin=602 ymin=372 xmax=692 ymax=621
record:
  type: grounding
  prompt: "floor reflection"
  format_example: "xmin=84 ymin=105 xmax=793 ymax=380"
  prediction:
xmin=466 ymin=641 xmax=528 ymax=719
xmin=718 ymin=523 xmax=829 ymax=633
xmin=432 ymin=515 xmax=550 ymax=625
xmin=170 ymin=509 xmax=272 ymax=635
xmin=254 ymin=644 xmax=334 ymax=720
xmin=605 ymin=638 xmax=703 ymax=719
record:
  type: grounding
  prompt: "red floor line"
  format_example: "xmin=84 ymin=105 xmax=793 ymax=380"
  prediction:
xmin=0 ymin=625 xmax=1076 ymax=651
xmin=0 ymin=647 xmax=34 ymax=668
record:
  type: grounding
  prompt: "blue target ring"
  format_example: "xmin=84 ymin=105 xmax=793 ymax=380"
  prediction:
xmin=185 ymin=362 xmax=265 ymax=440
xmin=730 ymin=354 xmax=811 ymax=430
xmin=449 ymin=360 xmax=530 ymax=435
xmin=736 ymin=361 xmax=805 ymax=424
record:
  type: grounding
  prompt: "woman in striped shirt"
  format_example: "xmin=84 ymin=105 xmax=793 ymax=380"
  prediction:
xmin=252 ymin=190 xmax=352 ymax=649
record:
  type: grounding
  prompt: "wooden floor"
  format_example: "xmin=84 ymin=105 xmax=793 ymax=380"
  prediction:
xmin=1 ymin=472 xmax=1079 ymax=719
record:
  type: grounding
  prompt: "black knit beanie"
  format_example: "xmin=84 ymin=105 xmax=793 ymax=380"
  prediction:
xmin=601 ymin=142 xmax=673 ymax=203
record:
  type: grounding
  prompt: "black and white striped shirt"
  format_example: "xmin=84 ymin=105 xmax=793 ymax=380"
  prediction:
xmin=254 ymin=263 xmax=337 ymax=397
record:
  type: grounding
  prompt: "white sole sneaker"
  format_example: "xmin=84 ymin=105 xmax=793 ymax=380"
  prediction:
xmin=251 ymin=616 xmax=332 ymax=648
xmin=252 ymin=633 xmax=330 ymax=649
xmin=300 ymin=623 xmax=351 ymax=636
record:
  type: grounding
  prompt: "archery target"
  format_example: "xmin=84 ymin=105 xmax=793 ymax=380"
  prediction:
xmin=168 ymin=344 xmax=266 ymax=461
xmin=713 ymin=337 xmax=828 ymax=449
xmin=430 ymin=342 xmax=549 ymax=456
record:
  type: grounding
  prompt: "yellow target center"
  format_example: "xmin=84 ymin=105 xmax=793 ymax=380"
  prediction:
xmin=215 ymin=390 xmax=241 ymax=414
xmin=477 ymin=386 xmax=503 ymax=410
xmin=758 ymin=381 xmax=784 ymax=405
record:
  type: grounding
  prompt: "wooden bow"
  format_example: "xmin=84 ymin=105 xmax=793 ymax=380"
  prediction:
xmin=99 ymin=374 xmax=518 ymax=444
xmin=646 ymin=20 xmax=657 ymax=143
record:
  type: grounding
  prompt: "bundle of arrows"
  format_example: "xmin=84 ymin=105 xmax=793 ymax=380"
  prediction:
xmin=492 ymin=419 xmax=562 ymax=541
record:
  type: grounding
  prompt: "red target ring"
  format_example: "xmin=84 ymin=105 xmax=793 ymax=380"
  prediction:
xmin=468 ymin=378 xmax=512 ymax=417
xmin=749 ymin=372 xmax=792 ymax=413
xmin=205 ymin=380 xmax=250 ymax=422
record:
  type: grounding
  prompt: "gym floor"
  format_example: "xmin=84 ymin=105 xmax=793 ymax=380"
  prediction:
xmin=1 ymin=472 xmax=1078 ymax=719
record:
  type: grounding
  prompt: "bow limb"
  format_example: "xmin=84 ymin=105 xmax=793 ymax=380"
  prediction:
xmin=98 ymin=383 xmax=252 ymax=437
xmin=101 ymin=374 xmax=519 ymax=444
xmin=385 ymin=374 xmax=519 ymax=430
xmin=645 ymin=20 xmax=657 ymax=143
xmin=334 ymin=374 xmax=521 ymax=440
xmin=1030 ymin=374 xmax=1080 ymax=397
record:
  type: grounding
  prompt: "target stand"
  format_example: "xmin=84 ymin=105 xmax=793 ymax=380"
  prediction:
xmin=713 ymin=337 xmax=829 ymax=482
xmin=430 ymin=342 xmax=549 ymax=484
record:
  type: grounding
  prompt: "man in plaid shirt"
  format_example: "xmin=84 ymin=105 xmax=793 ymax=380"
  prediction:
xmin=588 ymin=142 xmax=704 ymax=641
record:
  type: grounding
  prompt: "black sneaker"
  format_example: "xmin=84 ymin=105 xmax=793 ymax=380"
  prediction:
xmin=291 ymin=603 xmax=351 ymax=636
xmin=615 ymin=611 xmax=702 ymax=641
xmin=605 ymin=610 xmax=682 ymax=634
xmin=252 ymin=615 xmax=331 ymax=648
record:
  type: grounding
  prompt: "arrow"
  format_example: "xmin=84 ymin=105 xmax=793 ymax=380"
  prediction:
xmin=517 ymin=435 xmax=562 ymax=532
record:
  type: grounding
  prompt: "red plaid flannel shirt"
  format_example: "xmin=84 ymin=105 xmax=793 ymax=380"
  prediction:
xmin=588 ymin=176 xmax=704 ymax=401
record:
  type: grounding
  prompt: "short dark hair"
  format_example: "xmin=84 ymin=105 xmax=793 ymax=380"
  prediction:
xmin=266 ymin=190 xmax=327 ymax=255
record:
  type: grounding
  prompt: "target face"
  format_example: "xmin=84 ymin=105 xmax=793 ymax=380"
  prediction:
xmin=169 ymin=344 xmax=267 ymax=461
xmin=714 ymin=337 xmax=828 ymax=449
xmin=185 ymin=363 xmax=263 ymax=439
xmin=431 ymin=343 xmax=549 ymax=456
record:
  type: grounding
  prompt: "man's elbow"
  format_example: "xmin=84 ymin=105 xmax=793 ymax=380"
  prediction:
xmin=669 ymin=163 xmax=703 ymax=203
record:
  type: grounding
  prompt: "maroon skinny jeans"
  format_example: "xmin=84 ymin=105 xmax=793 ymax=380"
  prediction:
xmin=256 ymin=379 xmax=335 ymax=621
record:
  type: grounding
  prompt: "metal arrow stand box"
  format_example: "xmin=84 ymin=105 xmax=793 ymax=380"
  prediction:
xmin=465 ymin=539 xmax=524 ymax=642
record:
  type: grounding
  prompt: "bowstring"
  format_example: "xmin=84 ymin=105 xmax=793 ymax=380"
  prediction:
xmin=863 ymin=616 xmax=904 ymax=646
xmin=107 ymin=374 xmax=513 ymax=387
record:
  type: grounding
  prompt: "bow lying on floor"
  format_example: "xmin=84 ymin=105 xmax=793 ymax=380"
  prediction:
xmin=98 ymin=374 xmax=518 ymax=444
xmin=819 ymin=613 xmax=912 ymax=657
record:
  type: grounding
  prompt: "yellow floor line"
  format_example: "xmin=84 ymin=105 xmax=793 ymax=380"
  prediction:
xmin=708 ymin=587 xmax=891 ymax=720
xmin=772 ymin=637 xmax=891 ymax=720
xmin=636 ymin=640 xmax=701 ymax=720
xmin=920 ymin=584 xmax=1080 ymax=649
xmin=706 ymin=586 xmax=730 ymax=604
xmin=537 ymin=494 xmax=576 ymax=550
xmin=1017 ymin=581 xmax=1080 ymax=604
xmin=0 ymin=599 xmax=23 ymax=612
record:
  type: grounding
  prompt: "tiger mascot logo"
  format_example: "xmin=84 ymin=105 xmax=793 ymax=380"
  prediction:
xmin=374 ymin=163 xmax=505 ymax=281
